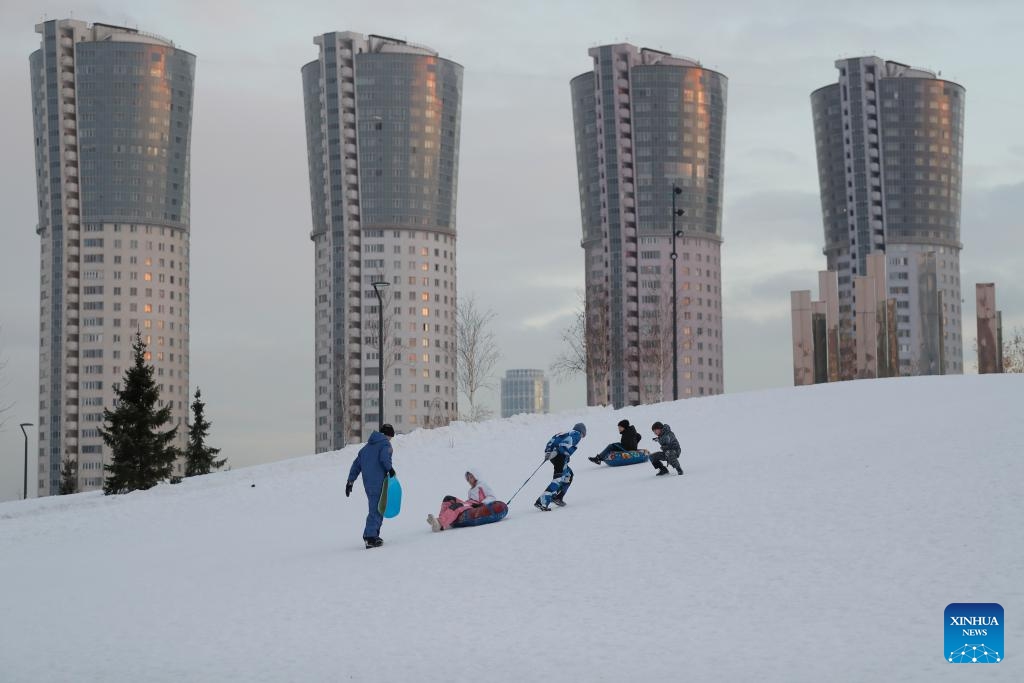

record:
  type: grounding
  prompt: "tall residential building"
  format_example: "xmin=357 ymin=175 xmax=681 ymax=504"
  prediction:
xmin=500 ymin=369 xmax=550 ymax=418
xmin=302 ymin=32 xmax=462 ymax=450
xmin=811 ymin=57 xmax=965 ymax=376
xmin=571 ymin=44 xmax=727 ymax=408
xmin=29 ymin=20 xmax=194 ymax=495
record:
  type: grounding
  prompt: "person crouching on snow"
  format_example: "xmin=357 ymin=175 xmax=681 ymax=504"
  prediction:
xmin=535 ymin=423 xmax=586 ymax=511
xmin=589 ymin=419 xmax=641 ymax=464
xmin=650 ymin=421 xmax=683 ymax=476
xmin=427 ymin=469 xmax=499 ymax=532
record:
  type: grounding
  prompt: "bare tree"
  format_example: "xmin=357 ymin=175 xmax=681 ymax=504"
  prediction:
xmin=1004 ymin=326 xmax=1024 ymax=373
xmin=550 ymin=307 xmax=586 ymax=379
xmin=551 ymin=290 xmax=611 ymax=406
xmin=457 ymin=296 xmax=500 ymax=422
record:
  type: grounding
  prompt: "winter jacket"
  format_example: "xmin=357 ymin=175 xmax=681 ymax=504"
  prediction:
xmin=347 ymin=431 xmax=393 ymax=494
xmin=438 ymin=497 xmax=475 ymax=529
xmin=544 ymin=429 xmax=584 ymax=459
xmin=466 ymin=469 xmax=496 ymax=504
xmin=619 ymin=425 xmax=641 ymax=451
xmin=654 ymin=424 xmax=681 ymax=458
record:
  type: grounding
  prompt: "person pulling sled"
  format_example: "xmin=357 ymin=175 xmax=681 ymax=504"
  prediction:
xmin=535 ymin=423 xmax=586 ymax=511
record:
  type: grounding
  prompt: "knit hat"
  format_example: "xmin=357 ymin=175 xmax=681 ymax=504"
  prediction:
xmin=651 ymin=421 xmax=664 ymax=431
xmin=617 ymin=419 xmax=630 ymax=429
xmin=573 ymin=422 xmax=587 ymax=437
xmin=380 ymin=424 xmax=395 ymax=437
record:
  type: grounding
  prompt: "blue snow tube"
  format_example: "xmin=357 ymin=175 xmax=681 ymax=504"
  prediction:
xmin=453 ymin=501 xmax=509 ymax=528
xmin=604 ymin=450 xmax=650 ymax=467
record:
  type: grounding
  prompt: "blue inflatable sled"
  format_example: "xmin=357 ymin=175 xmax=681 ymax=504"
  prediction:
xmin=377 ymin=474 xmax=403 ymax=518
xmin=604 ymin=450 xmax=650 ymax=467
xmin=453 ymin=501 xmax=509 ymax=528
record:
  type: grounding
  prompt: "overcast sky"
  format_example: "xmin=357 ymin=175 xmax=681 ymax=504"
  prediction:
xmin=2 ymin=0 xmax=1022 ymax=501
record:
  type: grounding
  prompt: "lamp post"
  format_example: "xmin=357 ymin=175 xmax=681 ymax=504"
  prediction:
xmin=371 ymin=281 xmax=389 ymax=427
xmin=19 ymin=422 xmax=32 ymax=500
xmin=671 ymin=185 xmax=684 ymax=401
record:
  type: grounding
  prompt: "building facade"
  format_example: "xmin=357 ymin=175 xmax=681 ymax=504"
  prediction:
xmin=811 ymin=56 xmax=965 ymax=376
xmin=571 ymin=44 xmax=727 ymax=408
xmin=500 ymin=369 xmax=549 ymax=418
xmin=29 ymin=20 xmax=194 ymax=495
xmin=303 ymin=32 xmax=462 ymax=450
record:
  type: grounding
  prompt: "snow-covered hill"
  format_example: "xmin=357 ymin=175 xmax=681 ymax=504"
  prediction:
xmin=2 ymin=375 xmax=1022 ymax=682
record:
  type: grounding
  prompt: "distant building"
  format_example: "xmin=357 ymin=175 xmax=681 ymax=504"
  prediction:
xmin=976 ymin=283 xmax=1003 ymax=374
xmin=811 ymin=56 xmax=966 ymax=376
xmin=302 ymin=32 xmax=462 ymax=448
xmin=500 ymin=369 xmax=549 ymax=418
xmin=791 ymin=254 xmax=898 ymax=384
xmin=571 ymin=43 xmax=727 ymax=407
xmin=29 ymin=19 xmax=195 ymax=495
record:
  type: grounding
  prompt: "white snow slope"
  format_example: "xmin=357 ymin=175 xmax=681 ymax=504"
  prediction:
xmin=2 ymin=375 xmax=1022 ymax=682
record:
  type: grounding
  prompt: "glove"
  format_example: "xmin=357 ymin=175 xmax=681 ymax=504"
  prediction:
xmin=544 ymin=452 xmax=554 ymax=461
xmin=345 ymin=481 xmax=353 ymax=497
xmin=388 ymin=468 xmax=396 ymax=478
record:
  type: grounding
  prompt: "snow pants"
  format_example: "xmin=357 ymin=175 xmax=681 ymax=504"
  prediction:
xmin=595 ymin=443 xmax=626 ymax=461
xmin=650 ymin=451 xmax=682 ymax=473
xmin=539 ymin=455 xmax=574 ymax=506
xmin=363 ymin=485 xmax=384 ymax=540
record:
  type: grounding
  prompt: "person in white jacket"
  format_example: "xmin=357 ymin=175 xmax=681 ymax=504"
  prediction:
xmin=464 ymin=469 xmax=496 ymax=505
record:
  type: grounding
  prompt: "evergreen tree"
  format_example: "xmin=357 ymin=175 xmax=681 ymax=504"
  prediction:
xmin=99 ymin=333 xmax=179 ymax=494
xmin=59 ymin=457 xmax=78 ymax=495
xmin=184 ymin=388 xmax=226 ymax=476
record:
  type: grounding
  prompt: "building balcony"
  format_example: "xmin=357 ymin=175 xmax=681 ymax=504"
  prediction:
xmin=344 ymin=142 xmax=357 ymax=154
xmin=61 ymin=87 xmax=75 ymax=99
xmin=63 ymin=135 xmax=77 ymax=147
xmin=60 ymin=36 xmax=73 ymax=48
xmin=341 ymin=65 xmax=354 ymax=78
xmin=61 ymin=71 xmax=74 ymax=83
xmin=64 ymin=150 xmax=77 ymax=162
xmin=342 ymin=97 xmax=355 ymax=109
xmin=345 ymin=173 xmax=358 ymax=185
xmin=344 ymin=158 xmax=357 ymax=169
xmin=339 ymin=48 xmax=352 ymax=59
xmin=66 ymin=214 xmax=79 ymax=224
xmin=66 ymin=182 xmax=78 ymax=193
xmin=346 ymin=189 xmax=359 ymax=200
xmin=341 ymin=82 xmax=354 ymax=94
xmin=67 ymin=198 xmax=79 ymax=209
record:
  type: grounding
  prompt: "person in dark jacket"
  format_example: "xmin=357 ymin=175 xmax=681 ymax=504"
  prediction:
xmin=589 ymin=419 xmax=641 ymax=465
xmin=535 ymin=423 xmax=586 ymax=511
xmin=346 ymin=424 xmax=396 ymax=548
xmin=649 ymin=421 xmax=683 ymax=476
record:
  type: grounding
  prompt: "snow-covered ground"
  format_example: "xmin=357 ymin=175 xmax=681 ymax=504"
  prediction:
xmin=1 ymin=375 xmax=1022 ymax=682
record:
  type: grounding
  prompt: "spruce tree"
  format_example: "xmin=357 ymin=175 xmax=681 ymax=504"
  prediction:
xmin=59 ymin=457 xmax=78 ymax=495
xmin=184 ymin=388 xmax=226 ymax=476
xmin=100 ymin=333 xmax=179 ymax=494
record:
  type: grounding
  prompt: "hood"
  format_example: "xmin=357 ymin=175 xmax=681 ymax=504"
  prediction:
xmin=660 ymin=424 xmax=672 ymax=432
xmin=368 ymin=431 xmax=390 ymax=446
xmin=465 ymin=468 xmax=485 ymax=483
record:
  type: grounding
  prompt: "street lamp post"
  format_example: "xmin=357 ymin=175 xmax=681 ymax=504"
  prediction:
xmin=19 ymin=422 xmax=32 ymax=500
xmin=671 ymin=185 xmax=684 ymax=401
xmin=371 ymin=281 xmax=390 ymax=427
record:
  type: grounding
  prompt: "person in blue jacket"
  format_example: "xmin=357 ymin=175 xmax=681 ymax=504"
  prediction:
xmin=346 ymin=424 xmax=396 ymax=549
xmin=535 ymin=423 xmax=586 ymax=511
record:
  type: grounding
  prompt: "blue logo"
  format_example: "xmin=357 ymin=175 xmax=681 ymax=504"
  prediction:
xmin=945 ymin=603 xmax=1003 ymax=663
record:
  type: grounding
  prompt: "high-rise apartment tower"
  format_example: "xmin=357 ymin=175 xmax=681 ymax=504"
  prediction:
xmin=29 ymin=19 xmax=195 ymax=494
xmin=811 ymin=57 xmax=965 ymax=375
xmin=571 ymin=44 xmax=727 ymax=407
xmin=302 ymin=32 xmax=462 ymax=449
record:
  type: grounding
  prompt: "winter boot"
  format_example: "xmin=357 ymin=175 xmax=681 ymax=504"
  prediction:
xmin=588 ymin=455 xmax=602 ymax=465
xmin=365 ymin=537 xmax=384 ymax=549
xmin=553 ymin=498 xmax=567 ymax=507
xmin=427 ymin=514 xmax=442 ymax=532
xmin=655 ymin=467 xmax=670 ymax=476
xmin=674 ymin=465 xmax=684 ymax=475
xmin=534 ymin=498 xmax=551 ymax=511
